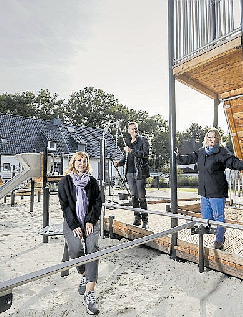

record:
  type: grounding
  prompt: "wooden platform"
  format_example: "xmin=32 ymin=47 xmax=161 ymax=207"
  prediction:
xmin=173 ymin=33 xmax=242 ymax=100
xmin=104 ymin=217 xmax=243 ymax=279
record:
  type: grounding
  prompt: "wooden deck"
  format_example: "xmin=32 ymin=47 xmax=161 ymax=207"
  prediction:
xmin=173 ymin=33 xmax=242 ymax=100
xmin=173 ymin=32 xmax=243 ymax=158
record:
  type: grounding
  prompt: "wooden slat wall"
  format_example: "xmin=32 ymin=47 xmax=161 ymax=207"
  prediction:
xmin=224 ymin=97 xmax=243 ymax=159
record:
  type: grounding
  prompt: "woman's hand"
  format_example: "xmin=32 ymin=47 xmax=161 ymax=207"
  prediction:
xmin=73 ymin=227 xmax=83 ymax=239
xmin=86 ymin=222 xmax=93 ymax=236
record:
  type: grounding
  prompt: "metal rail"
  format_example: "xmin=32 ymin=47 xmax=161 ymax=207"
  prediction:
xmin=174 ymin=0 xmax=239 ymax=63
xmin=103 ymin=202 xmax=243 ymax=231
xmin=0 ymin=221 xmax=195 ymax=300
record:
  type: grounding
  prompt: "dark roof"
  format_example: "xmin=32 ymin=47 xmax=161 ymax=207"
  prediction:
xmin=0 ymin=113 xmax=122 ymax=159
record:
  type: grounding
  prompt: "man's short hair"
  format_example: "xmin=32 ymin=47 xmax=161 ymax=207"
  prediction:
xmin=128 ymin=122 xmax=138 ymax=128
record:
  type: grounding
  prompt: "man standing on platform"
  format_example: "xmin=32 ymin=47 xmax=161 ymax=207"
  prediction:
xmin=114 ymin=122 xmax=150 ymax=229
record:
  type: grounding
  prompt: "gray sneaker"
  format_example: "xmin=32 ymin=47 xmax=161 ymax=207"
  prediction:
xmin=84 ymin=291 xmax=99 ymax=315
xmin=213 ymin=241 xmax=224 ymax=250
xmin=78 ymin=276 xmax=86 ymax=295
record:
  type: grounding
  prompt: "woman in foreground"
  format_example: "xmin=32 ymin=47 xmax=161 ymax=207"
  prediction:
xmin=58 ymin=152 xmax=101 ymax=315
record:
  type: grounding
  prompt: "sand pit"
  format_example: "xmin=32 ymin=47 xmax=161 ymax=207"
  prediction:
xmin=1 ymin=192 xmax=243 ymax=316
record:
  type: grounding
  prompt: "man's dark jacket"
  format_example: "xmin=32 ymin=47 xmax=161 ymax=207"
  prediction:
xmin=177 ymin=145 xmax=243 ymax=198
xmin=58 ymin=175 xmax=102 ymax=230
xmin=118 ymin=135 xmax=150 ymax=180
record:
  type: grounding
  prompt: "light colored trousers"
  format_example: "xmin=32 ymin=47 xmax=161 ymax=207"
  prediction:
xmin=63 ymin=219 xmax=99 ymax=282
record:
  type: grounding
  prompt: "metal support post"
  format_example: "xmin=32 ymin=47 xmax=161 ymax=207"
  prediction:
xmin=100 ymin=137 xmax=106 ymax=239
xmin=191 ymin=224 xmax=217 ymax=273
xmin=211 ymin=0 xmax=217 ymax=40
xmin=61 ymin=241 xmax=69 ymax=277
xmin=213 ymin=98 xmax=219 ymax=128
xmin=109 ymin=215 xmax=115 ymax=239
xmin=198 ymin=226 xmax=204 ymax=273
xmin=168 ymin=0 xmax=178 ymax=260
xmin=43 ymin=187 xmax=50 ymax=243
xmin=43 ymin=147 xmax=48 ymax=188
xmin=10 ymin=191 xmax=15 ymax=207
xmin=100 ymin=205 xmax=105 ymax=239
xmin=38 ymin=190 xmax=41 ymax=202
xmin=30 ymin=178 xmax=35 ymax=213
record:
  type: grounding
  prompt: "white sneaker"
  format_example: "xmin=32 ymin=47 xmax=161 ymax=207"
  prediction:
xmin=84 ymin=291 xmax=99 ymax=315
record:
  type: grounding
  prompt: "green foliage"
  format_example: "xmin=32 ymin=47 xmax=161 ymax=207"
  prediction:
xmin=176 ymin=122 xmax=233 ymax=153
xmin=0 ymin=89 xmax=65 ymax=121
xmin=0 ymin=86 xmax=233 ymax=173
xmin=177 ymin=174 xmax=198 ymax=187
xmin=177 ymin=123 xmax=208 ymax=147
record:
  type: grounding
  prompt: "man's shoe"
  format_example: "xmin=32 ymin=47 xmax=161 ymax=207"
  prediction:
xmin=133 ymin=218 xmax=141 ymax=226
xmin=142 ymin=222 xmax=148 ymax=230
xmin=84 ymin=291 xmax=99 ymax=315
xmin=78 ymin=276 xmax=86 ymax=295
xmin=213 ymin=241 xmax=224 ymax=250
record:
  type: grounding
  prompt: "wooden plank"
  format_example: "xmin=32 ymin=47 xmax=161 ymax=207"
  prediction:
xmin=220 ymin=87 xmax=243 ymax=99
xmin=176 ymin=73 xmax=218 ymax=99
xmin=104 ymin=217 xmax=243 ymax=278
xmin=178 ymin=203 xmax=200 ymax=212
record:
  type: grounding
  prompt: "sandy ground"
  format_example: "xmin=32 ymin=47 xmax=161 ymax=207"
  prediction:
xmin=1 ymin=190 xmax=243 ymax=317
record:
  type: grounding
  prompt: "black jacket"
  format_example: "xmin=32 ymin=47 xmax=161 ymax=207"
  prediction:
xmin=118 ymin=135 xmax=150 ymax=179
xmin=58 ymin=174 xmax=102 ymax=230
xmin=177 ymin=145 xmax=243 ymax=198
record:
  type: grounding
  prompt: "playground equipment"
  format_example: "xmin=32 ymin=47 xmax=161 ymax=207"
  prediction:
xmin=0 ymin=153 xmax=42 ymax=200
xmin=2 ymin=200 xmax=243 ymax=313
xmin=0 ymin=220 xmax=195 ymax=313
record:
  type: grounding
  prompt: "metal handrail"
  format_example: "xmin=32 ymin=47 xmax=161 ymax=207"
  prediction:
xmin=0 ymin=221 xmax=195 ymax=297
xmin=174 ymin=0 xmax=241 ymax=64
xmin=103 ymin=202 xmax=243 ymax=231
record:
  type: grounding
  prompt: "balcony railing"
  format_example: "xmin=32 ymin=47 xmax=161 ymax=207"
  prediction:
xmin=173 ymin=0 xmax=242 ymax=65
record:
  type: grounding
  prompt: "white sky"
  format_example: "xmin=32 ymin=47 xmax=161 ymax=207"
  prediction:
xmin=0 ymin=0 xmax=234 ymax=132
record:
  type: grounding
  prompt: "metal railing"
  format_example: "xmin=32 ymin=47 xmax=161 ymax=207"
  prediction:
xmin=174 ymin=0 xmax=241 ymax=64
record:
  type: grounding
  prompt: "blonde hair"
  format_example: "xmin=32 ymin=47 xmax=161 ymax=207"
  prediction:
xmin=65 ymin=151 xmax=92 ymax=175
xmin=203 ymin=127 xmax=222 ymax=147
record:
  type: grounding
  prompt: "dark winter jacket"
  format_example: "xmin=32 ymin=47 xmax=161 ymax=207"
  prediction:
xmin=177 ymin=145 xmax=243 ymax=198
xmin=58 ymin=174 xmax=102 ymax=230
xmin=118 ymin=135 xmax=150 ymax=179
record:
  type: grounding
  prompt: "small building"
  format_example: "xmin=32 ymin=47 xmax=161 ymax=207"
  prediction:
xmin=0 ymin=113 xmax=122 ymax=184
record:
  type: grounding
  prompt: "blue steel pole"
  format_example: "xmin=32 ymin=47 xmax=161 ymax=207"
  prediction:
xmin=168 ymin=0 xmax=178 ymax=260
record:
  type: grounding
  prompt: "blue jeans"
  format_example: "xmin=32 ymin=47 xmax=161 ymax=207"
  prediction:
xmin=63 ymin=219 xmax=99 ymax=282
xmin=127 ymin=173 xmax=148 ymax=221
xmin=200 ymin=196 xmax=226 ymax=243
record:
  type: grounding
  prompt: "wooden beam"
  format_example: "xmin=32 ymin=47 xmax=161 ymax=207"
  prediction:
xmin=104 ymin=217 xmax=243 ymax=279
xmin=220 ymin=87 xmax=243 ymax=99
xmin=176 ymin=73 xmax=218 ymax=99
